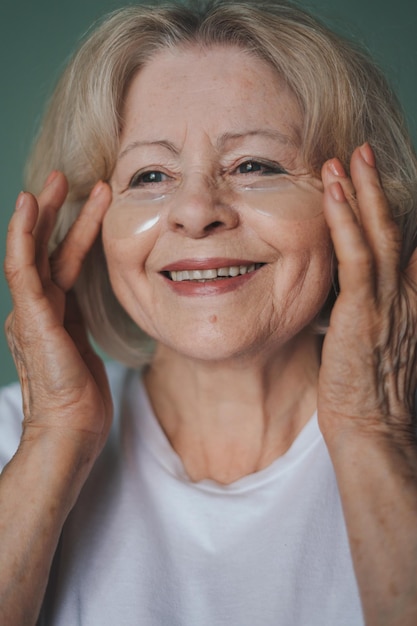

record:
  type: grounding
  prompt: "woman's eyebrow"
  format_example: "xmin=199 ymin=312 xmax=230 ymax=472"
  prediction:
xmin=216 ymin=128 xmax=299 ymax=150
xmin=117 ymin=139 xmax=180 ymax=161
xmin=117 ymin=128 xmax=298 ymax=162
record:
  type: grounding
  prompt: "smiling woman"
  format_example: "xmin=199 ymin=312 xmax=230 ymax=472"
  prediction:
xmin=1 ymin=1 xmax=417 ymax=625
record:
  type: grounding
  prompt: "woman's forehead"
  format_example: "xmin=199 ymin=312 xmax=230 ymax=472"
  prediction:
xmin=119 ymin=45 xmax=302 ymax=151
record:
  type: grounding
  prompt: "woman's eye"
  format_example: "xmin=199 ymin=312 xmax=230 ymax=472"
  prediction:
xmin=236 ymin=160 xmax=287 ymax=176
xmin=129 ymin=170 xmax=168 ymax=187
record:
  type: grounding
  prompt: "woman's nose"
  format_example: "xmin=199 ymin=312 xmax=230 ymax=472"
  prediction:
xmin=167 ymin=176 xmax=239 ymax=238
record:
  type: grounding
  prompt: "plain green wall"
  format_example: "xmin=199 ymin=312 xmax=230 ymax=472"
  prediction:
xmin=0 ymin=0 xmax=416 ymax=387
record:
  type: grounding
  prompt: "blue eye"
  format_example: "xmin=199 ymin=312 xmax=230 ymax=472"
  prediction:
xmin=236 ymin=160 xmax=287 ymax=175
xmin=129 ymin=170 xmax=168 ymax=187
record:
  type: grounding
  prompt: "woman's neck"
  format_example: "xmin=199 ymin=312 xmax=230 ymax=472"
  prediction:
xmin=144 ymin=331 xmax=322 ymax=484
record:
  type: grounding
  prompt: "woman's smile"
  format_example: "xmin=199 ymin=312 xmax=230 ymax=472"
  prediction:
xmin=160 ymin=258 xmax=265 ymax=296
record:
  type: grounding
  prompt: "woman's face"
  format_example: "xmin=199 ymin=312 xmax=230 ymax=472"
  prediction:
xmin=103 ymin=45 xmax=333 ymax=361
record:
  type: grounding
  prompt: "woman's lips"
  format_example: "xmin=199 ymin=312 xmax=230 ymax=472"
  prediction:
xmin=159 ymin=258 xmax=265 ymax=296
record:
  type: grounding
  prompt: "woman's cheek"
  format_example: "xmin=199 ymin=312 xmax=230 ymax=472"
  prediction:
xmin=102 ymin=197 xmax=163 ymax=277
xmin=102 ymin=197 xmax=163 ymax=241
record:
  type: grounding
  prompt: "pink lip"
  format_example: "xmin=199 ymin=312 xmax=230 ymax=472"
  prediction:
xmin=159 ymin=259 xmax=264 ymax=297
xmin=160 ymin=258 xmax=259 ymax=271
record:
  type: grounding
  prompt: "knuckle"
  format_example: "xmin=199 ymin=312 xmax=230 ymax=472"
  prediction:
xmin=3 ymin=257 xmax=20 ymax=285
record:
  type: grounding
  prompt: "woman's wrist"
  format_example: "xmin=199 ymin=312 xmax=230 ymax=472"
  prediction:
xmin=319 ymin=405 xmax=417 ymax=458
xmin=319 ymin=412 xmax=417 ymax=624
xmin=15 ymin=424 xmax=103 ymax=514
xmin=0 ymin=424 xmax=100 ymax=625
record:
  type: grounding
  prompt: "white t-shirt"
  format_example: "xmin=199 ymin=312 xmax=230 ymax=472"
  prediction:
xmin=0 ymin=363 xmax=364 ymax=625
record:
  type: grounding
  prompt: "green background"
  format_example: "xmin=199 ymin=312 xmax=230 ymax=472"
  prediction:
xmin=0 ymin=0 xmax=415 ymax=387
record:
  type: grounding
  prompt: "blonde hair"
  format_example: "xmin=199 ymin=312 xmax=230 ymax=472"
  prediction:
xmin=26 ymin=0 xmax=417 ymax=366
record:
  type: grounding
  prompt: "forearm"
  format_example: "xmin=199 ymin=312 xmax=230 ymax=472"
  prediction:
xmin=0 ymin=433 xmax=97 ymax=626
xmin=325 ymin=427 xmax=417 ymax=626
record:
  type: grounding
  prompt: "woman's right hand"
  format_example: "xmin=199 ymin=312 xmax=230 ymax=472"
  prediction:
xmin=1 ymin=172 xmax=113 ymax=625
xmin=4 ymin=171 xmax=113 ymax=457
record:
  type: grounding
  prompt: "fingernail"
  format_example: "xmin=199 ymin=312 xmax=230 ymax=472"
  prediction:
xmin=329 ymin=182 xmax=346 ymax=203
xmin=91 ymin=181 xmax=105 ymax=198
xmin=15 ymin=191 xmax=26 ymax=210
xmin=328 ymin=159 xmax=346 ymax=177
xmin=44 ymin=170 xmax=60 ymax=187
xmin=359 ymin=142 xmax=376 ymax=167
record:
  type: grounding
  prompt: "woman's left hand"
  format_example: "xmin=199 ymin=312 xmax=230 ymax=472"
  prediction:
xmin=319 ymin=143 xmax=417 ymax=625
xmin=318 ymin=142 xmax=417 ymax=445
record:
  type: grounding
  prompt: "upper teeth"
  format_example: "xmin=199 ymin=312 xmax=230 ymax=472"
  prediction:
xmin=168 ymin=264 xmax=262 ymax=282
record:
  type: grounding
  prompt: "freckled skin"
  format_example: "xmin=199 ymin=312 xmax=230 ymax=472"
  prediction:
xmin=103 ymin=45 xmax=333 ymax=362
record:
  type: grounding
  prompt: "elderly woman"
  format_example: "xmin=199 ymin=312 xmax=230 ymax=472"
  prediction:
xmin=1 ymin=1 xmax=416 ymax=624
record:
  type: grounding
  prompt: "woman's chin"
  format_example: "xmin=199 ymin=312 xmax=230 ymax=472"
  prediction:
xmin=150 ymin=323 xmax=286 ymax=365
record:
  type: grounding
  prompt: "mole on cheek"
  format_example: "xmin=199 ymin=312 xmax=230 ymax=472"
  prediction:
xmin=209 ymin=315 xmax=218 ymax=324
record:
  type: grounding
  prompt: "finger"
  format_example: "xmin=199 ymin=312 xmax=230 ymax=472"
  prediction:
xmin=322 ymin=158 xmax=359 ymax=220
xmin=350 ymin=143 xmax=402 ymax=283
xmin=323 ymin=180 xmax=376 ymax=298
xmin=63 ymin=291 xmax=95 ymax=360
xmin=4 ymin=192 xmax=45 ymax=306
xmin=34 ymin=171 xmax=69 ymax=280
xmin=50 ymin=181 xmax=112 ymax=292
xmin=405 ymin=246 xmax=417 ymax=288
